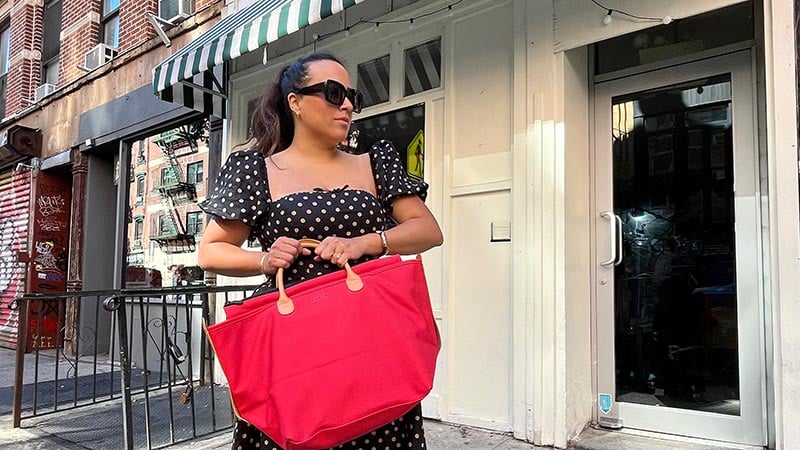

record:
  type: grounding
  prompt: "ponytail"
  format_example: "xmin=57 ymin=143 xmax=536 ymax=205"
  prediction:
xmin=247 ymin=53 xmax=344 ymax=157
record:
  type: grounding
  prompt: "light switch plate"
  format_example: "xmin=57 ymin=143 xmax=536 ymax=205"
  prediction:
xmin=491 ymin=220 xmax=511 ymax=242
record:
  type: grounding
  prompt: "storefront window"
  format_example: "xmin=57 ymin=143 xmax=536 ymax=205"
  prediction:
xmin=404 ymin=38 xmax=441 ymax=97
xmin=357 ymin=54 xmax=390 ymax=108
xmin=124 ymin=118 xmax=210 ymax=288
xmin=349 ymin=103 xmax=425 ymax=180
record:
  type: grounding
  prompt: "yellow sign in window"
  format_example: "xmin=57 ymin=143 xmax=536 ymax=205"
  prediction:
xmin=406 ymin=129 xmax=424 ymax=180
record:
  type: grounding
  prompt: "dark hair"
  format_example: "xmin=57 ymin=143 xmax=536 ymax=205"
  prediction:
xmin=248 ymin=53 xmax=344 ymax=157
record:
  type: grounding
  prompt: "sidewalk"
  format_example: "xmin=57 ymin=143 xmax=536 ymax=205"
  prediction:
xmin=0 ymin=411 xmax=545 ymax=450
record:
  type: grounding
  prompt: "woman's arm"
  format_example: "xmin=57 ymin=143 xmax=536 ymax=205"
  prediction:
xmin=198 ymin=217 xmax=309 ymax=276
xmin=316 ymin=195 xmax=443 ymax=264
xmin=197 ymin=218 xmax=264 ymax=277
xmin=381 ymin=195 xmax=443 ymax=255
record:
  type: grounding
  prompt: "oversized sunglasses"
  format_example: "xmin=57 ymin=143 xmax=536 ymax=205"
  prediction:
xmin=294 ymin=79 xmax=363 ymax=113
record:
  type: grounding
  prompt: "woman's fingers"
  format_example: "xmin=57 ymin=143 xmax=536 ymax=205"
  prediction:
xmin=267 ymin=237 xmax=309 ymax=270
xmin=315 ymin=237 xmax=359 ymax=266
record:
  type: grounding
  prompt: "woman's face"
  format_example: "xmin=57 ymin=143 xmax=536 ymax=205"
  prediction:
xmin=291 ymin=59 xmax=355 ymax=146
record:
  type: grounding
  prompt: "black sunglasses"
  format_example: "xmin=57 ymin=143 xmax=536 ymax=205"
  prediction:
xmin=294 ymin=79 xmax=363 ymax=113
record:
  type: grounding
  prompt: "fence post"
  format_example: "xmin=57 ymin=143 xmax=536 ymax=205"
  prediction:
xmin=12 ymin=296 xmax=28 ymax=428
xmin=105 ymin=295 xmax=134 ymax=450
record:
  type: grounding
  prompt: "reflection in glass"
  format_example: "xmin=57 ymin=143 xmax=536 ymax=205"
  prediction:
xmin=612 ymin=76 xmax=740 ymax=415
xmin=124 ymin=120 xmax=210 ymax=289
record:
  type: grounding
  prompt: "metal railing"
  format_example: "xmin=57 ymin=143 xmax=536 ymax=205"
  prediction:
xmin=11 ymin=284 xmax=261 ymax=449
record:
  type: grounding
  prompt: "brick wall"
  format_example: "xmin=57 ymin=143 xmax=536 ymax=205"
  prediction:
xmin=59 ymin=0 xmax=101 ymax=86
xmin=5 ymin=0 xmax=42 ymax=116
xmin=3 ymin=0 xmax=218 ymax=118
xmin=118 ymin=0 xmax=157 ymax=53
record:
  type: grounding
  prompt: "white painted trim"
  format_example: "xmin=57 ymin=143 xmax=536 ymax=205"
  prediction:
xmin=510 ymin=0 xmax=534 ymax=442
xmin=449 ymin=181 xmax=511 ymax=198
xmin=761 ymin=0 xmax=800 ymax=448
xmin=592 ymin=51 xmax=766 ymax=446
xmin=593 ymin=40 xmax=756 ymax=83
xmin=445 ymin=412 xmax=513 ymax=432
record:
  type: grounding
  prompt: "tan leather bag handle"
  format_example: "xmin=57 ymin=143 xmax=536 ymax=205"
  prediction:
xmin=275 ymin=238 xmax=364 ymax=315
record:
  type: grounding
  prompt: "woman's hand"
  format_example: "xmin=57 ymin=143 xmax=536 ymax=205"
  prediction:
xmin=263 ymin=237 xmax=312 ymax=274
xmin=314 ymin=236 xmax=369 ymax=266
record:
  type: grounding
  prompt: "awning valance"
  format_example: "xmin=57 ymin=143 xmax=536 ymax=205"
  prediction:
xmin=153 ymin=0 xmax=366 ymax=118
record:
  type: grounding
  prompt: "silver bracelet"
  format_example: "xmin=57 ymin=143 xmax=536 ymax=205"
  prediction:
xmin=376 ymin=230 xmax=389 ymax=256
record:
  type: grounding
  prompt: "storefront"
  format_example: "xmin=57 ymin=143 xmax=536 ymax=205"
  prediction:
xmin=153 ymin=0 xmax=799 ymax=448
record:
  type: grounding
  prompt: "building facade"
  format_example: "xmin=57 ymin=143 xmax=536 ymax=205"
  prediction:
xmin=0 ymin=0 xmax=799 ymax=449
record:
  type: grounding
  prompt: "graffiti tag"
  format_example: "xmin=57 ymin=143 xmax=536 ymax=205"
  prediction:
xmin=37 ymin=195 xmax=65 ymax=217
xmin=34 ymin=241 xmax=59 ymax=272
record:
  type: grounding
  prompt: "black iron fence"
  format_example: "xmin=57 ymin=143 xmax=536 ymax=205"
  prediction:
xmin=10 ymin=284 xmax=260 ymax=450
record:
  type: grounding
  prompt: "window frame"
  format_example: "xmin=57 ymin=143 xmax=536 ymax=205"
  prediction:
xmin=356 ymin=53 xmax=391 ymax=109
xmin=342 ymin=28 xmax=445 ymax=115
xmin=186 ymin=161 xmax=204 ymax=185
xmin=402 ymin=37 xmax=443 ymax=98
xmin=133 ymin=218 xmax=144 ymax=240
xmin=101 ymin=0 xmax=120 ymax=48
xmin=160 ymin=166 xmax=177 ymax=186
xmin=158 ymin=214 xmax=173 ymax=235
xmin=0 ymin=23 xmax=10 ymax=76
xmin=42 ymin=0 xmax=62 ymax=85
xmin=186 ymin=211 xmax=203 ymax=235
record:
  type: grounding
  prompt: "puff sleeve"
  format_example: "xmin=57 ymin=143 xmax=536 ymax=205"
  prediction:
xmin=370 ymin=140 xmax=428 ymax=216
xmin=198 ymin=149 xmax=269 ymax=227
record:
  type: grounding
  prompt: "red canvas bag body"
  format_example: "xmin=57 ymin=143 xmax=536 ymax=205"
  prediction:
xmin=205 ymin=239 xmax=440 ymax=450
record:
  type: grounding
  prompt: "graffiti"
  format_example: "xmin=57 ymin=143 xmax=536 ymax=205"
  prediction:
xmin=0 ymin=172 xmax=30 ymax=342
xmin=37 ymin=272 xmax=64 ymax=281
xmin=37 ymin=194 xmax=65 ymax=218
xmin=37 ymin=218 xmax=67 ymax=232
xmin=34 ymin=241 xmax=59 ymax=272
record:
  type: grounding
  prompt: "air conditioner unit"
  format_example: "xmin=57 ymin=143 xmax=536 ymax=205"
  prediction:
xmin=84 ymin=43 xmax=117 ymax=71
xmin=160 ymin=0 xmax=194 ymax=22
xmin=34 ymin=83 xmax=57 ymax=102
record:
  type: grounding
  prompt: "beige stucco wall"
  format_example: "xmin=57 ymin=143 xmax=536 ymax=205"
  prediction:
xmin=223 ymin=0 xmax=799 ymax=448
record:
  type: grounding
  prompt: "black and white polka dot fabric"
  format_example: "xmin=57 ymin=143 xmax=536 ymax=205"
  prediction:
xmin=199 ymin=140 xmax=429 ymax=450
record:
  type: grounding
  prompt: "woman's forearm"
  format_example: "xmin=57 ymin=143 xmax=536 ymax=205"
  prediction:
xmin=367 ymin=216 xmax=443 ymax=256
xmin=198 ymin=242 xmax=266 ymax=277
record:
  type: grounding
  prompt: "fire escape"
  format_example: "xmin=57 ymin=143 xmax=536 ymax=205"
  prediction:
xmin=149 ymin=120 xmax=208 ymax=254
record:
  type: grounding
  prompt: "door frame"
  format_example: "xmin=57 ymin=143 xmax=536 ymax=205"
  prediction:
xmin=591 ymin=50 xmax=767 ymax=446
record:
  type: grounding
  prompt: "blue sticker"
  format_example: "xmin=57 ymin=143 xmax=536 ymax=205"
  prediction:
xmin=599 ymin=393 xmax=613 ymax=414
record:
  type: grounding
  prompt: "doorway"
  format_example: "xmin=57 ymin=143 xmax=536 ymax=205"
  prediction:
xmin=593 ymin=51 xmax=765 ymax=445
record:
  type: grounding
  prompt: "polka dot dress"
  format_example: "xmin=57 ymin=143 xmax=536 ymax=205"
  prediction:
xmin=199 ymin=140 xmax=429 ymax=450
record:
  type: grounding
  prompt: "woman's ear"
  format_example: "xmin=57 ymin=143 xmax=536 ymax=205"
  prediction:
xmin=287 ymin=92 xmax=300 ymax=116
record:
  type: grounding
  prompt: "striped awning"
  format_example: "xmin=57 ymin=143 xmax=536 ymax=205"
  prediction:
xmin=153 ymin=0 xmax=367 ymax=118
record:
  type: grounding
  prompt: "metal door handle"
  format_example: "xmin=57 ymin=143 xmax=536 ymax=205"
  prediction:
xmin=614 ymin=214 xmax=623 ymax=266
xmin=600 ymin=211 xmax=616 ymax=266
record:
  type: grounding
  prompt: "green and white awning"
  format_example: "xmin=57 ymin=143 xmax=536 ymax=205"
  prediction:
xmin=153 ymin=0 xmax=367 ymax=118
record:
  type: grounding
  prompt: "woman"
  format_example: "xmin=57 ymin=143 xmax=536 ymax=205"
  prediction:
xmin=197 ymin=53 xmax=443 ymax=450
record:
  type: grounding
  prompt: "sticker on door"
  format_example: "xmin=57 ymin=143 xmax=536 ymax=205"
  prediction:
xmin=599 ymin=393 xmax=612 ymax=414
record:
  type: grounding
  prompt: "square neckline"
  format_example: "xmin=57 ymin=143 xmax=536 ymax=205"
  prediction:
xmin=264 ymin=151 xmax=379 ymax=204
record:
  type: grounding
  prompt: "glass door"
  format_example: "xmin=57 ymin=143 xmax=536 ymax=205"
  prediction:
xmin=593 ymin=51 xmax=765 ymax=445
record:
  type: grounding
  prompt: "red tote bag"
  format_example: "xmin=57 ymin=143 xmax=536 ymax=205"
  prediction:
xmin=205 ymin=239 xmax=440 ymax=450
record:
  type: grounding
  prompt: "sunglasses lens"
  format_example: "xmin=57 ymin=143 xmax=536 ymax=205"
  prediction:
xmin=325 ymin=82 xmax=346 ymax=106
xmin=351 ymin=91 xmax=363 ymax=113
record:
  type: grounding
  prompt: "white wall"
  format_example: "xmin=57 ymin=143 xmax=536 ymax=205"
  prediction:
xmin=447 ymin=0 xmax=515 ymax=430
xmin=761 ymin=0 xmax=800 ymax=448
xmin=561 ymin=46 xmax=592 ymax=442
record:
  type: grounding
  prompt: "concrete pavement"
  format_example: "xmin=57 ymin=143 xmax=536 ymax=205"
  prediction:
xmin=1 ymin=348 xmax=747 ymax=449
